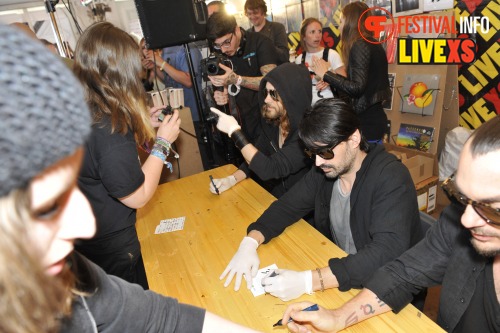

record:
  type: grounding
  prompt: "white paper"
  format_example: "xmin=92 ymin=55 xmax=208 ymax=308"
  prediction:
xmin=250 ymin=264 xmax=278 ymax=297
xmin=154 ymin=217 xmax=186 ymax=234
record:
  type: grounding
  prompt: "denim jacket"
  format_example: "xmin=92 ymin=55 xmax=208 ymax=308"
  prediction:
xmin=366 ymin=202 xmax=489 ymax=332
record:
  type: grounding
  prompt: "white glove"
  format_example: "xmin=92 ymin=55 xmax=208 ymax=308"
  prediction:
xmin=220 ymin=237 xmax=260 ymax=291
xmin=262 ymin=269 xmax=313 ymax=301
xmin=210 ymin=107 xmax=241 ymax=136
xmin=209 ymin=175 xmax=237 ymax=194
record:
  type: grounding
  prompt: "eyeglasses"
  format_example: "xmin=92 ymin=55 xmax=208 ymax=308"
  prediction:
xmin=213 ymin=33 xmax=233 ymax=50
xmin=263 ymin=89 xmax=279 ymax=101
xmin=304 ymin=145 xmax=336 ymax=160
xmin=442 ymin=173 xmax=500 ymax=227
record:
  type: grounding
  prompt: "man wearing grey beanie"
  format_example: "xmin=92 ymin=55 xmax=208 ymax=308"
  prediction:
xmin=0 ymin=24 xmax=261 ymax=333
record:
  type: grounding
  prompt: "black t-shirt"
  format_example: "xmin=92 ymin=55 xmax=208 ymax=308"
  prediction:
xmin=78 ymin=118 xmax=145 ymax=240
xmin=454 ymin=260 xmax=500 ymax=333
xmin=228 ymin=29 xmax=277 ymax=141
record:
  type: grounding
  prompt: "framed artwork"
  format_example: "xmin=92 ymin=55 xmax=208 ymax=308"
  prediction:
xmin=396 ymin=123 xmax=435 ymax=152
xmin=364 ymin=0 xmax=392 ymax=18
xmin=285 ymin=3 xmax=303 ymax=33
xmin=303 ymin=0 xmax=320 ymax=22
xmin=423 ymin=0 xmax=453 ymax=12
xmin=383 ymin=72 xmax=396 ymax=110
xmin=320 ymin=0 xmax=341 ymax=27
xmin=391 ymin=0 xmax=423 ymax=17
xmin=400 ymin=74 xmax=440 ymax=115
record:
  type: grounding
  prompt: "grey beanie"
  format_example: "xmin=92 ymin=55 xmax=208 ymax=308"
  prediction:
xmin=0 ymin=25 xmax=91 ymax=196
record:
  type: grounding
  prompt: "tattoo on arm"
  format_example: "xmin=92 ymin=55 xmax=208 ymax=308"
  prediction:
xmin=376 ymin=297 xmax=386 ymax=307
xmin=345 ymin=312 xmax=358 ymax=327
xmin=240 ymin=64 xmax=277 ymax=91
xmin=360 ymin=304 xmax=375 ymax=315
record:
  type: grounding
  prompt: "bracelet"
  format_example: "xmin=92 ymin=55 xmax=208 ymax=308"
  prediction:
xmin=230 ymin=130 xmax=250 ymax=150
xmin=159 ymin=61 xmax=166 ymax=71
xmin=228 ymin=84 xmax=241 ymax=96
xmin=236 ymin=75 xmax=242 ymax=87
xmin=155 ymin=136 xmax=171 ymax=151
xmin=316 ymin=268 xmax=325 ymax=292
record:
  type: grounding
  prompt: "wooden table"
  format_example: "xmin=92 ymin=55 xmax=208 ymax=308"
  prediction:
xmin=137 ymin=165 xmax=444 ymax=332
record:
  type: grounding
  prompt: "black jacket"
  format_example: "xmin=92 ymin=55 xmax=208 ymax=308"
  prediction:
xmin=248 ymin=144 xmax=422 ymax=291
xmin=239 ymin=63 xmax=313 ymax=198
xmin=323 ymin=39 xmax=391 ymax=115
xmin=248 ymin=20 xmax=289 ymax=64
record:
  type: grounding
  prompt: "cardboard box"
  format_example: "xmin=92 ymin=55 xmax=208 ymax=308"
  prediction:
xmin=385 ymin=143 xmax=437 ymax=185
xmin=415 ymin=176 xmax=438 ymax=214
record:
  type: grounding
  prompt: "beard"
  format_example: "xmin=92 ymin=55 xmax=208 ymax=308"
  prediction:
xmin=469 ymin=227 xmax=500 ymax=257
xmin=320 ymin=145 xmax=355 ymax=179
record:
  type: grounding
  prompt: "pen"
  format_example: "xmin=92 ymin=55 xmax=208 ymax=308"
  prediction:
xmin=272 ymin=304 xmax=319 ymax=327
xmin=209 ymin=175 xmax=219 ymax=195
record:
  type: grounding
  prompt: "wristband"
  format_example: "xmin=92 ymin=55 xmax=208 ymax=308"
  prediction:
xmin=236 ymin=75 xmax=242 ymax=87
xmin=230 ymin=130 xmax=250 ymax=150
xmin=228 ymin=84 xmax=241 ymax=96
xmin=160 ymin=61 xmax=166 ymax=71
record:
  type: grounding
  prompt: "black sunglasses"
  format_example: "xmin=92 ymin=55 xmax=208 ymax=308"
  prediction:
xmin=262 ymin=88 xmax=279 ymax=101
xmin=442 ymin=173 xmax=500 ymax=227
xmin=304 ymin=145 xmax=336 ymax=160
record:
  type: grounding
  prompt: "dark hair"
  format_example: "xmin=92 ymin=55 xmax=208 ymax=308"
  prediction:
xmin=207 ymin=12 xmax=237 ymax=41
xmin=244 ymin=0 xmax=267 ymax=14
xmin=340 ymin=1 xmax=374 ymax=67
xmin=468 ymin=116 xmax=500 ymax=157
xmin=299 ymin=98 xmax=369 ymax=152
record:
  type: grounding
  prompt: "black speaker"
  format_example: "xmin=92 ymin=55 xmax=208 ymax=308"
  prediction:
xmin=134 ymin=0 xmax=208 ymax=49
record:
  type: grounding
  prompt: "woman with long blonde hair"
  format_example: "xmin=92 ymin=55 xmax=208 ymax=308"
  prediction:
xmin=73 ymin=22 xmax=181 ymax=289
xmin=311 ymin=1 xmax=391 ymax=142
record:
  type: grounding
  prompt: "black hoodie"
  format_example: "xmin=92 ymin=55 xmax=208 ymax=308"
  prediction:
xmin=239 ymin=63 xmax=313 ymax=198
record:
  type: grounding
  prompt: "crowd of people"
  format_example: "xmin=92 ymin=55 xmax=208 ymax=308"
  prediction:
xmin=1 ymin=1 xmax=499 ymax=333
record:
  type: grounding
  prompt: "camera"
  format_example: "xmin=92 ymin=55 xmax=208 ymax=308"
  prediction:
xmin=200 ymin=53 xmax=232 ymax=81
xmin=158 ymin=106 xmax=173 ymax=122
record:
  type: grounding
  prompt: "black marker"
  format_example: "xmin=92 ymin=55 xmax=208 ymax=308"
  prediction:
xmin=209 ymin=175 xmax=219 ymax=195
xmin=273 ymin=304 xmax=319 ymax=327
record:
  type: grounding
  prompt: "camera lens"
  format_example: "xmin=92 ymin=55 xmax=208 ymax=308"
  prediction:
xmin=207 ymin=63 xmax=218 ymax=75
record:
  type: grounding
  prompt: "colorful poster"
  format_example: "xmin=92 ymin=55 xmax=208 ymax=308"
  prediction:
xmin=456 ymin=0 xmax=500 ymax=129
xmin=401 ymin=74 xmax=440 ymax=116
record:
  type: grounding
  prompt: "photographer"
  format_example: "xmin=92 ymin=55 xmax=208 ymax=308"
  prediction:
xmin=206 ymin=12 xmax=278 ymax=143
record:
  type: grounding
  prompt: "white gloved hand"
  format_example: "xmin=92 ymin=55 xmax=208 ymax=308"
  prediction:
xmin=210 ymin=107 xmax=241 ymax=136
xmin=262 ymin=269 xmax=313 ymax=301
xmin=220 ymin=236 xmax=260 ymax=291
xmin=209 ymin=175 xmax=237 ymax=194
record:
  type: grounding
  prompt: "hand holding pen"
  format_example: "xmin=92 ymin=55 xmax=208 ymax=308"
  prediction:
xmin=208 ymin=175 xmax=237 ymax=195
xmin=281 ymin=302 xmax=342 ymax=333
xmin=273 ymin=303 xmax=319 ymax=327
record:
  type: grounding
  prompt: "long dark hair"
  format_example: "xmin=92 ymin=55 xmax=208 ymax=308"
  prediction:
xmin=340 ymin=2 xmax=374 ymax=68
xmin=299 ymin=98 xmax=369 ymax=152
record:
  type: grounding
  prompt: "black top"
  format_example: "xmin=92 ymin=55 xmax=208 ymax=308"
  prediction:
xmin=78 ymin=117 xmax=144 ymax=239
xmin=454 ymin=260 xmax=500 ymax=333
xmin=228 ymin=28 xmax=278 ymax=142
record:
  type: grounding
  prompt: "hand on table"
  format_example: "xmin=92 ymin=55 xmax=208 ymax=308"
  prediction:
xmin=283 ymin=302 xmax=341 ymax=333
xmin=220 ymin=236 xmax=260 ymax=291
xmin=262 ymin=269 xmax=312 ymax=301
xmin=210 ymin=107 xmax=241 ymax=136
xmin=209 ymin=175 xmax=237 ymax=194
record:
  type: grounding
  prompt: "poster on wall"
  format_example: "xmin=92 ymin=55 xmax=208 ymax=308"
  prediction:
xmin=401 ymin=74 xmax=440 ymax=116
xmin=423 ymin=0 xmax=453 ymax=12
xmin=364 ymin=0 xmax=392 ymax=17
xmin=391 ymin=0 xmax=423 ymax=17
xmin=456 ymin=0 xmax=498 ymax=129
xmin=319 ymin=0 xmax=340 ymax=27
xmin=286 ymin=3 xmax=303 ymax=33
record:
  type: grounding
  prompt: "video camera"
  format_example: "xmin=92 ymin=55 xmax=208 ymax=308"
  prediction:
xmin=200 ymin=52 xmax=232 ymax=81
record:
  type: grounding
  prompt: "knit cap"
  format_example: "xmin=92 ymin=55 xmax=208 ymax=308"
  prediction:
xmin=0 ymin=25 xmax=91 ymax=196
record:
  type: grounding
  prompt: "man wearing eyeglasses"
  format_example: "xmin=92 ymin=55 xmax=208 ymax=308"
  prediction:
xmin=220 ymin=98 xmax=423 ymax=302
xmin=206 ymin=12 xmax=278 ymax=143
xmin=281 ymin=115 xmax=500 ymax=333
xmin=208 ymin=63 xmax=313 ymax=199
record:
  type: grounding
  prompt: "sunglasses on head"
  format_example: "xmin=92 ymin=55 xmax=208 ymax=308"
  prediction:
xmin=262 ymin=88 xmax=279 ymax=101
xmin=304 ymin=145 xmax=336 ymax=160
xmin=442 ymin=173 xmax=500 ymax=227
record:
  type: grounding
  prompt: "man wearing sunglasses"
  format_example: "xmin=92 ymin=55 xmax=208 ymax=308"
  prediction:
xmin=208 ymin=63 xmax=313 ymax=199
xmin=206 ymin=12 xmax=278 ymax=143
xmin=220 ymin=98 xmax=423 ymax=302
xmin=281 ymin=116 xmax=500 ymax=333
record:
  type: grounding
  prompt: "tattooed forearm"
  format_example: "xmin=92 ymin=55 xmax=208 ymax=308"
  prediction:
xmin=345 ymin=312 xmax=358 ymax=327
xmin=376 ymin=297 xmax=386 ymax=307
